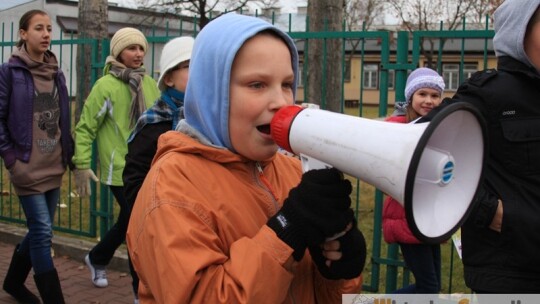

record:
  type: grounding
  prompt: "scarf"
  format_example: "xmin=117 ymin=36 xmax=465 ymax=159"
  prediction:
xmin=392 ymin=101 xmax=408 ymax=116
xmin=106 ymin=57 xmax=147 ymax=128
xmin=127 ymin=88 xmax=185 ymax=142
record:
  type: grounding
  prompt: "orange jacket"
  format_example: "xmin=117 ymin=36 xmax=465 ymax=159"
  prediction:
xmin=127 ymin=131 xmax=362 ymax=303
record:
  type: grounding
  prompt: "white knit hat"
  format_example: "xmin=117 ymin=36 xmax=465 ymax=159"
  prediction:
xmin=110 ymin=27 xmax=148 ymax=59
xmin=404 ymin=67 xmax=445 ymax=102
xmin=157 ymin=36 xmax=195 ymax=91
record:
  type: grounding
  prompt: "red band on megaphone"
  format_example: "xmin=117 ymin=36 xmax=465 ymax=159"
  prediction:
xmin=270 ymin=105 xmax=304 ymax=153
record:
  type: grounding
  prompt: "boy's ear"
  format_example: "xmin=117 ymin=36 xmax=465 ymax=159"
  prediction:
xmin=163 ymin=72 xmax=174 ymax=88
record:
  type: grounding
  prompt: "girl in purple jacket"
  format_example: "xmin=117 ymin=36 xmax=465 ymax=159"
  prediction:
xmin=0 ymin=9 xmax=73 ymax=304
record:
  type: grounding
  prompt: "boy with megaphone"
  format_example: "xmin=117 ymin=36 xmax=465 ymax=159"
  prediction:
xmin=126 ymin=13 xmax=366 ymax=303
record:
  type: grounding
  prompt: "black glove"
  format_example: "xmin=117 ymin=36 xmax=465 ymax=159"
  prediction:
xmin=267 ymin=168 xmax=354 ymax=261
xmin=309 ymin=226 xmax=367 ymax=280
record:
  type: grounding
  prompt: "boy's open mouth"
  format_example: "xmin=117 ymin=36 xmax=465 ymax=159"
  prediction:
xmin=257 ymin=124 xmax=271 ymax=135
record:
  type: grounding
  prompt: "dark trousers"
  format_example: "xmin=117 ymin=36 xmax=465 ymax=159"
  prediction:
xmin=88 ymin=185 xmax=139 ymax=295
xmin=395 ymin=243 xmax=441 ymax=294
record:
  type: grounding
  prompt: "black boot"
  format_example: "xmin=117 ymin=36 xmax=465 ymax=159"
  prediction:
xmin=33 ymin=269 xmax=65 ymax=304
xmin=2 ymin=244 xmax=41 ymax=304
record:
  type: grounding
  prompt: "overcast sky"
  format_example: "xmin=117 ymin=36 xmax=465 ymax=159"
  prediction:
xmin=114 ymin=0 xmax=307 ymax=14
xmin=113 ymin=0 xmax=397 ymax=25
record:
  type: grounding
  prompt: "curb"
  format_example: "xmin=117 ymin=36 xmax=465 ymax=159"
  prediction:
xmin=0 ymin=221 xmax=129 ymax=272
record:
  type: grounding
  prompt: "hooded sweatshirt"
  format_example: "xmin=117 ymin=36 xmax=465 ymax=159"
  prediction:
xmin=7 ymin=47 xmax=65 ymax=195
xmin=127 ymin=13 xmax=362 ymax=303
xmin=492 ymin=0 xmax=540 ymax=69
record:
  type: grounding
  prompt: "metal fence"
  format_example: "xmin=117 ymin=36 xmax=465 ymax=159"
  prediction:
xmin=0 ymin=14 xmax=495 ymax=294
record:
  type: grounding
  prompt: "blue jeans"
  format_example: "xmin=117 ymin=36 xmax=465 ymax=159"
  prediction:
xmin=18 ymin=188 xmax=60 ymax=275
xmin=395 ymin=243 xmax=441 ymax=294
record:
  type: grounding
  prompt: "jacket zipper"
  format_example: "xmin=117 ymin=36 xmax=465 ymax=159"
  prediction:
xmin=255 ymin=162 xmax=279 ymax=206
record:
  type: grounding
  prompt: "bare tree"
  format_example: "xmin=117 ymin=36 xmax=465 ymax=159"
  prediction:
xmin=387 ymin=0 xmax=476 ymax=68
xmin=306 ymin=0 xmax=345 ymax=112
xmin=76 ymin=0 xmax=108 ymax=121
xmin=344 ymin=0 xmax=385 ymax=31
xmin=253 ymin=0 xmax=281 ymax=10
xmin=466 ymin=0 xmax=504 ymax=25
xmin=134 ymin=0 xmax=253 ymax=29
xmin=342 ymin=0 xmax=386 ymax=105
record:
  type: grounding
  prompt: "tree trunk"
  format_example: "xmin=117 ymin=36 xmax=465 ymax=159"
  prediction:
xmin=76 ymin=0 xmax=108 ymax=122
xmin=306 ymin=0 xmax=344 ymax=112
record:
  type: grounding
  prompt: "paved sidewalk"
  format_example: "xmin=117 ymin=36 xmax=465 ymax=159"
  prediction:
xmin=0 ymin=222 xmax=135 ymax=304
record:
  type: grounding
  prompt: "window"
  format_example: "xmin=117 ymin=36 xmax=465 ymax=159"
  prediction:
xmin=386 ymin=70 xmax=395 ymax=90
xmin=297 ymin=63 xmax=303 ymax=87
xmin=443 ymin=64 xmax=459 ymax=90
xmin=443 ymin=63 xmax=478 ymax=90
xmin=363 ymin=63 xmax=378 ymax=89
xmin=343 ymin=58 xmax=351 ymax=83
xmin=463 ymin=64 xmax=478 ymax=80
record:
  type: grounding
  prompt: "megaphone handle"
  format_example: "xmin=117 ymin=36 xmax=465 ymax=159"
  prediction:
xmin=325 ymin=230 xmax=348 ymax=241
xmin=325 ymin=221 xmax=354 ymax=241
xmin=300 ymin=154 xmax=332 ymax=172
xmin=300 ymin=154 xmax=351 ymax=241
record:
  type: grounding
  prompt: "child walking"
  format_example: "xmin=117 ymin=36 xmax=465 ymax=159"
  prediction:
xmin=123 ymin=35 xmax=194 ymax=301
xmin=72 ymin=27 xmax=159 ymax=303
xmin=0 ymin=9 xmax=74 ymax=304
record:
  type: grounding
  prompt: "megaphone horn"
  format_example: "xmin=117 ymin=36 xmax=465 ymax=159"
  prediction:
xmin=270 ymin=102 xmax=486 ymax=244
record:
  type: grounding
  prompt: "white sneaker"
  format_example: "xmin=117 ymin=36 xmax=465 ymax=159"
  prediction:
xmin=84 ymin=254 xmax=108 ymax=288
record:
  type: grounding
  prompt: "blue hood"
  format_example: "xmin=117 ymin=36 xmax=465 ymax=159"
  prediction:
xmin=184 ymin=13 xmax=299 ymax=151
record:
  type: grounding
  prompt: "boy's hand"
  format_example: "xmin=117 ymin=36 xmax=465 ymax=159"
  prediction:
xmin=267 ymin=168 xmax=354 ymax=261
xmin=309 ymin=225 xmax=367 ymax=280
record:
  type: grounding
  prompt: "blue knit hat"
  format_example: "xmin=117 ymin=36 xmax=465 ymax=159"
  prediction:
xmin=405 ymin=68 xmax=445 ymax=102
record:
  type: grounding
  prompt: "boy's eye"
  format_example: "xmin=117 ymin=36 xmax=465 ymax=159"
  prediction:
xmin=283 ymin=82 xmax=293 ymax=89
xmin=249 ymin=82 xmax=264 ymax=89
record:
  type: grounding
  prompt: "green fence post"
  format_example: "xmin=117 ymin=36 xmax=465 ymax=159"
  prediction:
xmin=383 ymin=30 xmax=410 ymax=293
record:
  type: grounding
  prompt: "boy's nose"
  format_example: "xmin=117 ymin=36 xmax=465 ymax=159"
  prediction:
xmin=271 ymin=90 xmax=291 ymax=108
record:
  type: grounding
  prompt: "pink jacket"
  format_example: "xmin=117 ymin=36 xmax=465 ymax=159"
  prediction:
xmin=127 ymin=131 xmax=362 ymax=303
xmin=382 ymin=196 xmax=421 ymax=244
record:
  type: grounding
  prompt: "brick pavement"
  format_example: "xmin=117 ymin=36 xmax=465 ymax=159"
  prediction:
xmin=0 ymin=222 xmax=135 ymax=304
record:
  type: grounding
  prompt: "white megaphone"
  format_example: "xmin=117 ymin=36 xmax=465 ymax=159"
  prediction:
xmin=271 ymin=102 xmax=486 ymax=244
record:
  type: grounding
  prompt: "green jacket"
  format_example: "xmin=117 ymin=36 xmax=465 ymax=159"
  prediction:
xmin=73 ymin=69 xmax=159 ymax=186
